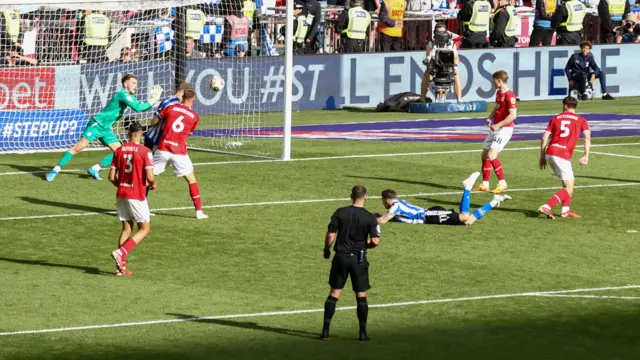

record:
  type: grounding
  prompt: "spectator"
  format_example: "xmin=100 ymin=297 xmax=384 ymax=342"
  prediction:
xmin=490 ymin=0 xmax=518 ymax=47
xmin=378 ymin=0 xmax=407 ymax=52
xmin=4 ymin=45 xmax=37 ymax=66
xmin=235 ymin=43 xmax=248 ymax=56
xmin=530 ymin=0 xmax=556 ymax=46
xmin=551 ymin=0 xmax=586 ymax=45
xmin=406 ymin=0 xmax=430 ymax=51
xmin=337 ymin=0 xmax=372 ymax=53
xmin=458 ymin=0 xmax=491 ymax=48
xmin=186 ymin=37 xmax=207 ymax=58
xmin=120 ymin=46 xmax=132 ymax=63
xmin=364 ymin=0 xmax=382 ymax=52
xmin=224 ymin=8 xmax=250 ymax=56
xmin=598 ymin=0 xmax=631 ymax=44
xmin=565 ymin=41 xmax=615 ymax=100
xmin=616 ymin=13 xmax=639 ymax=42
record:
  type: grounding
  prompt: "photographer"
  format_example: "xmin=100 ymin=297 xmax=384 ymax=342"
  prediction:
xmin=420 ymin=23 xmax=463 ymax=103
xmin=615 ymin=14 xmax=639 ymax=43
xmin=598 ymin=0 xmax=631 ymax=44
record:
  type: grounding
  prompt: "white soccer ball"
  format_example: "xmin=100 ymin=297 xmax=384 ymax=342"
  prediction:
xmin=209 ymin=75 xmax=225 ymax=92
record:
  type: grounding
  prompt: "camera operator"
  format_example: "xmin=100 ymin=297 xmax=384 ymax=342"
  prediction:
xmin=598 ymin=0 xmax=631 ymax=44
xmin=420 ymin=23 xmax=463 ymax=103
xmin=490 ymin=0 xmax=518 ymax=48
xmin=615 ymin=14 xmax=639 ymax=43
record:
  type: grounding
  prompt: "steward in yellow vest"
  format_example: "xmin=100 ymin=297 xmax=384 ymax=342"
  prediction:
xmin=338 ymin=0 xmax=372 ymax=53
xmin=293 ymin=0 xmax=321 ymax=54
xmin=490 ymin=0 xmax=518 ymax=48
xmin=458 ymin=0 xmax=491 ymax=49
xmin=597 ymin=0 xmax=631 ymax=44
xmin=378 ymin=0 xmax=406 ymax=52
xmin=79 ymin=11 xmax=110 ymax=63
xmin=186 ymin=8 xmax=206 ymax=39
xmin=551 ymin=0 xmax=586 ymax=45
xmin=1 ymin=10 xmax=20 ymax=48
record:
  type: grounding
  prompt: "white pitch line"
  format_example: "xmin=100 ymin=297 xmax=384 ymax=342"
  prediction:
xmin=0 ymin=284 xmax=638 ymax=337
xmin=1 ymin=142 xmax=639 ymax=176
xmin=533 ymin=294 xmax=640 ymax=300
xmin=589 ymin=151 xmax=640 ymax=159
xmin=2 ymin=182 xmax=640 ymax=222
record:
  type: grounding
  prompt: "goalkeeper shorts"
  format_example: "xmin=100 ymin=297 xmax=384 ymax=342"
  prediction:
xmin=81 ymin=124 xmax=120 ymax=146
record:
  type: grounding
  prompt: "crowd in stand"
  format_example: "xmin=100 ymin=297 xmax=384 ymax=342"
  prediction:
xmin=0 ymin=0 xmax=639 ymax=66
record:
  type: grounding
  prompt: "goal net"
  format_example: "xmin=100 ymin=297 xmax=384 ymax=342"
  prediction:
xmin=0 ymin=0 xmax=291 ymax=159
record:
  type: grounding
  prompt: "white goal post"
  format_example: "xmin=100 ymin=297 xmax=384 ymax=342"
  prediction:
xmin=0 ymin=0 xmax=293 ymax=160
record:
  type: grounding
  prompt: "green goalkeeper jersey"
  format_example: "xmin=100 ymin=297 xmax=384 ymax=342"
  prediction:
xmin=88 ymin=88 xmax=152 ymax=129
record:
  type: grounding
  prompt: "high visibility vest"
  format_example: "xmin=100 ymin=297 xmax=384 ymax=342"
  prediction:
xmin=464 ymin=0 xmax=491 ymax=33
xmin=546 ymin=0 xmax=557 ymax=14
xmin=491 ymin=5 xmax=518 ymax=38
xmin=294 ymin=15 xmax=309 ymax=43
xmin=379 ymin=0 xmax=405 ymax=37
xmin=560 ymin=0 xmax=586 ymax=32
xmin=2 ymin=11 xmax=19 ymax=44
xmin=342 ymin=6 xmax=371 ymax=40
xmin=84 ymin=13 xmax=110 ymax=46
xmin=608 ymin=0 xmax=626 ymax=21
xmin=534 ymin=0 xmax=557 ymax=28
xmin=242 ymin=0 xmax=256 ymax=20
xmin=186 ymin=9 xmax=206 ymax=39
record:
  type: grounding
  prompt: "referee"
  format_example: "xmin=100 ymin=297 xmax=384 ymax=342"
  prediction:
xmin=321 ymin=185 xmax=381 ymax=341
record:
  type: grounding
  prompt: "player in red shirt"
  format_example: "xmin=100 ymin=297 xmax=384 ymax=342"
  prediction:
xmin=474 ymin=70 xmax=517 ymax=194
xmin=152 ymin=88 xmax=208 ymax=220
xmin=109 ymin=122 xmax=156 ymax=276
xmin=538 ymin=96 xmax=591 ymax=219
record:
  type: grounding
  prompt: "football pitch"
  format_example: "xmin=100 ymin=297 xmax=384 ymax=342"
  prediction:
xmin=1 ymin=98 xmax=639 ymax=360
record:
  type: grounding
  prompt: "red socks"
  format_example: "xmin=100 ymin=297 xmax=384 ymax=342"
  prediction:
xmin=482 ymin=159 xmax=492 ymax=182
xmin=118 ymin=239 xmax=137 ymax=255
xmin=490 ymin=159 xmax=505 ymax=181
xmin=189 ymin=182 xmax=202 ymax=211
xmin=545 ymin=189 xmax=570 ymax=209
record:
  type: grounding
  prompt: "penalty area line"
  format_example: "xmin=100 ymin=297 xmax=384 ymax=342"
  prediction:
xmin=1 ymin=284 xmax=638 ymax=337
xmin=1 ymin=142 xmax=639 ymax=176
xmin=1 ymin=182 xmax=640 ymax=222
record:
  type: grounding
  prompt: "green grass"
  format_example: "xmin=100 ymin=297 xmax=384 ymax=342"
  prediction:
xmin=1 ymin=97 xmax=639 ymax=360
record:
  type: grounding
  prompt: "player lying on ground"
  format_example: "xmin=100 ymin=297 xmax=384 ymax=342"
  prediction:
xmin=149 ymin=88 xmax=208 ymax=220
xmin=474 ymin=70 xmax=517 ymax=194
xmin=109 ymin=121 xmax=156 ymax=276
xmin=46 ymin=74 xmax=162 ymax=182
xmin=144 ymin=81 xmax=192 ymax=151
xmin=538 ymin=96 xmax=591 ymax=219
xmin=376 ymin=172 xmax=511 ymax=226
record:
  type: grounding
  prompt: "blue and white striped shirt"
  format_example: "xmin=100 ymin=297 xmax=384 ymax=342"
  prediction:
xmin=145 ymin=96 xmax=180 ymax=146
xmin=387 ymin=200 xmax=426 ymax=224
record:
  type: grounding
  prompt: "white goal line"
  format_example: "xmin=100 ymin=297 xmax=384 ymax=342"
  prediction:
xmin=1 ymin=182 xmax=639 ymax=222
xmin=1 ymin=142 xmax=639 ymax=177
xmin=1 ymin=284 xmax=638 ymax=337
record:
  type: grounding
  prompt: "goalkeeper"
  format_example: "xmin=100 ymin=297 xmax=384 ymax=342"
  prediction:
xmin=46 ymin=74 xmax=163 ymax=182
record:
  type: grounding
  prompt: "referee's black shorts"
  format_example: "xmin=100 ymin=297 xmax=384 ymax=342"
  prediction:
xmin=329 ymin=252 xmax=371 ymax=292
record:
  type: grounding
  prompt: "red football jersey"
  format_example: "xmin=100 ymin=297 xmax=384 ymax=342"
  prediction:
xmin=493 ymin=90 xmax=517 ymax=127
xmin=158 ymin=104 xmax=200 ymax=155
xmin=112 ymin=142 xmax=153 ymax=200
xmin=545 ymin=112 xmax=590 ymax=161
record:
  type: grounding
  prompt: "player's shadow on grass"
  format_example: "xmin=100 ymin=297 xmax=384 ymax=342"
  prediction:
xmin=20 ymin=196 xmax=116 ymax=216
xmin=0 ymin=257 xmax=112 ymax=276
xmin=4 ymin=165 xmax=50 ymax=180
xmin=346 ymin=175 xmax=459 ymax=190
xmin=576 ymin=175 xmax=639 ymax=183
xmin=166 ymin=313 xmax=320 ymax=339
xmin=416 ymin=197 xmax=541 ymax=218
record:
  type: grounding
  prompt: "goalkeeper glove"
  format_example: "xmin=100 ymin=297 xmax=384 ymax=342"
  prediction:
xmin=149 ymin=85 xmax=163 ymax=105
xmin=323 ymin=248 xmax=331 ymax=259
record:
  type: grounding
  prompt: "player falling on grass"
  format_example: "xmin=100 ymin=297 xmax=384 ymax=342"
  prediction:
xmin=151 ymin=88 xmax=208 ymax=220
xmin=538 ymin=96 xmax=591 ymax=219
xmin=376 ymin=172 xmax=511 ymax=226
xmin=474 ymin=70 xmax=517 ymax=194
xmin=46 ymin=74 xmax=162 ymax=182
xmin=109 ymin=122 xmax=156 ymax=276
xmin=144 ymin=81 xmax=192 ymax=151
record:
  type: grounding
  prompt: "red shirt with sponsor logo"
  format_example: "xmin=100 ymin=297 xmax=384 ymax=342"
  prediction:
xmin=112 ymin=142 xmax=153 ymax=200
xmin=494 ymin=89 xmax=517 ymax=127
xmin=158 ymin=104 xmax=200 ymax=155
xmin=545 ymin=111 xmax=590 ymax=161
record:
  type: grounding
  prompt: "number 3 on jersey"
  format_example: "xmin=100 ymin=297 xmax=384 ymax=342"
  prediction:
xmin=559 ymin=120 xmax=571 ymax=138
xmin=124 ymin=154 xmax=133 ymax=173
xmin=172 ymin=116 xmax=185 ymax=133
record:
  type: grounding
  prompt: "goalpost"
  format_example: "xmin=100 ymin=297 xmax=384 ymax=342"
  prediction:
xmin=0 ymin=0 xmax=293 ymax=160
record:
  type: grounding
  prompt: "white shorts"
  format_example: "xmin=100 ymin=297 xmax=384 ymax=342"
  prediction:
xmin=116 ymin=198 xmax=150 ymax=223
xmin=546 ymin=155 xmax=574 ymax=181
xmin=483 ymin=127 xmax=513 ymax=152
xmin=153 ymin=150 xmax=194 ymax=177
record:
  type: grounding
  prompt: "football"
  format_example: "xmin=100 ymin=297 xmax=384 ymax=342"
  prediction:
xmin=209 ymin=75 xmax=225 ymax=92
